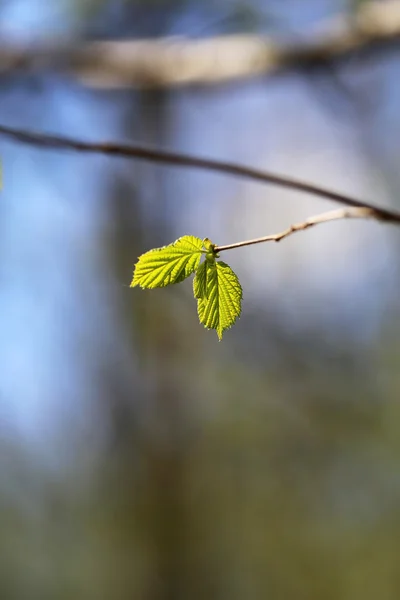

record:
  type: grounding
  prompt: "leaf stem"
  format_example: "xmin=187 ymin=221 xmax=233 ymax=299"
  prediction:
xmin=214 ymin=206 xmax=375 ymax=252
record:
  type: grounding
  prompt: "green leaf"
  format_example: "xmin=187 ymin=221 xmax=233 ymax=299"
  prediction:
xmin=195 ymin=260 xmax=242 ymax=340
xmin=193 ymin=260 xmax=208 ymax=299
xmin=203 ymin=237 xmax=219 ymax=262
xmin=131 ymin=235 xmax=204 ymax=289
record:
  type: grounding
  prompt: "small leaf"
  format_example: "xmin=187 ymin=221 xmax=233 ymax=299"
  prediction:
xmin=196 ymin=260 xmax=242 ymax=340
xmin=131 ymin=235 xmax=204 ymax=289
xmin=203 ymin=237 xmax=219 ymax=261
xmin=203 ymin=238 xmax=214 ymax=252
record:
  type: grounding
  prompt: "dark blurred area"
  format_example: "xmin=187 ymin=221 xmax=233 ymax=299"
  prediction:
xmin=1 ymin=0 xmax=400 ymax=598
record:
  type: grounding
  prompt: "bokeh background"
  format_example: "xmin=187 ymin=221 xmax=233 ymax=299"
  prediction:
xmin=1 ymin=0 xmax=400 ymax=598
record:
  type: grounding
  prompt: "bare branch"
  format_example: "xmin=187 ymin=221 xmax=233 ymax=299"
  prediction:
xmin=0 ymin=1 xmax=400 ymax=88
xmin=0 ymin=123 xmax=399 ymax=224
xmin=215 ymin=207 xmax=375 ymax=252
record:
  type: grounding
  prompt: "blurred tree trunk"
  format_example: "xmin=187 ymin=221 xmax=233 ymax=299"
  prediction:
xmin=90 ymin=0 xmax=195 ymax=595
xmin=136 ymin=88 xmax=190 ymax=600
xmin=102 ymin=83 xmax=193 ymax=599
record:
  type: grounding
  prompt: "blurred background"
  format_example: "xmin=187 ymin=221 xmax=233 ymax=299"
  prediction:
xmin=1 ymin=0 xmax=400 ymax=598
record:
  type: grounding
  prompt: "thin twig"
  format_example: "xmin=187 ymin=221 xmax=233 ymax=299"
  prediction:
xmin=214 ymin=207 xmax=375 ymax=252
xmin=0 ymin=123 xmax=400 ymax=224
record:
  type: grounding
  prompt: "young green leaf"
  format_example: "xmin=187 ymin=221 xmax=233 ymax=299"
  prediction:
xmin=131 ymin=235 xmax=204 ymax=289
xmin=203 ymin=237 xmax=220 ymax=263
xmin=193 ymin=260 xmax=208 ymax=299
xmin=195 ymin=260 xmax=242 ymax=340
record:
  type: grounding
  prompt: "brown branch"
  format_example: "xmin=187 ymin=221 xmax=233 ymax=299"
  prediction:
xmin=214 ymin=207 xmax=375 ymax=252
xmin=1 ymin=1 xmax=400 ymax=88
xmin=0 ymin=123 xmax=400 ymax=224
